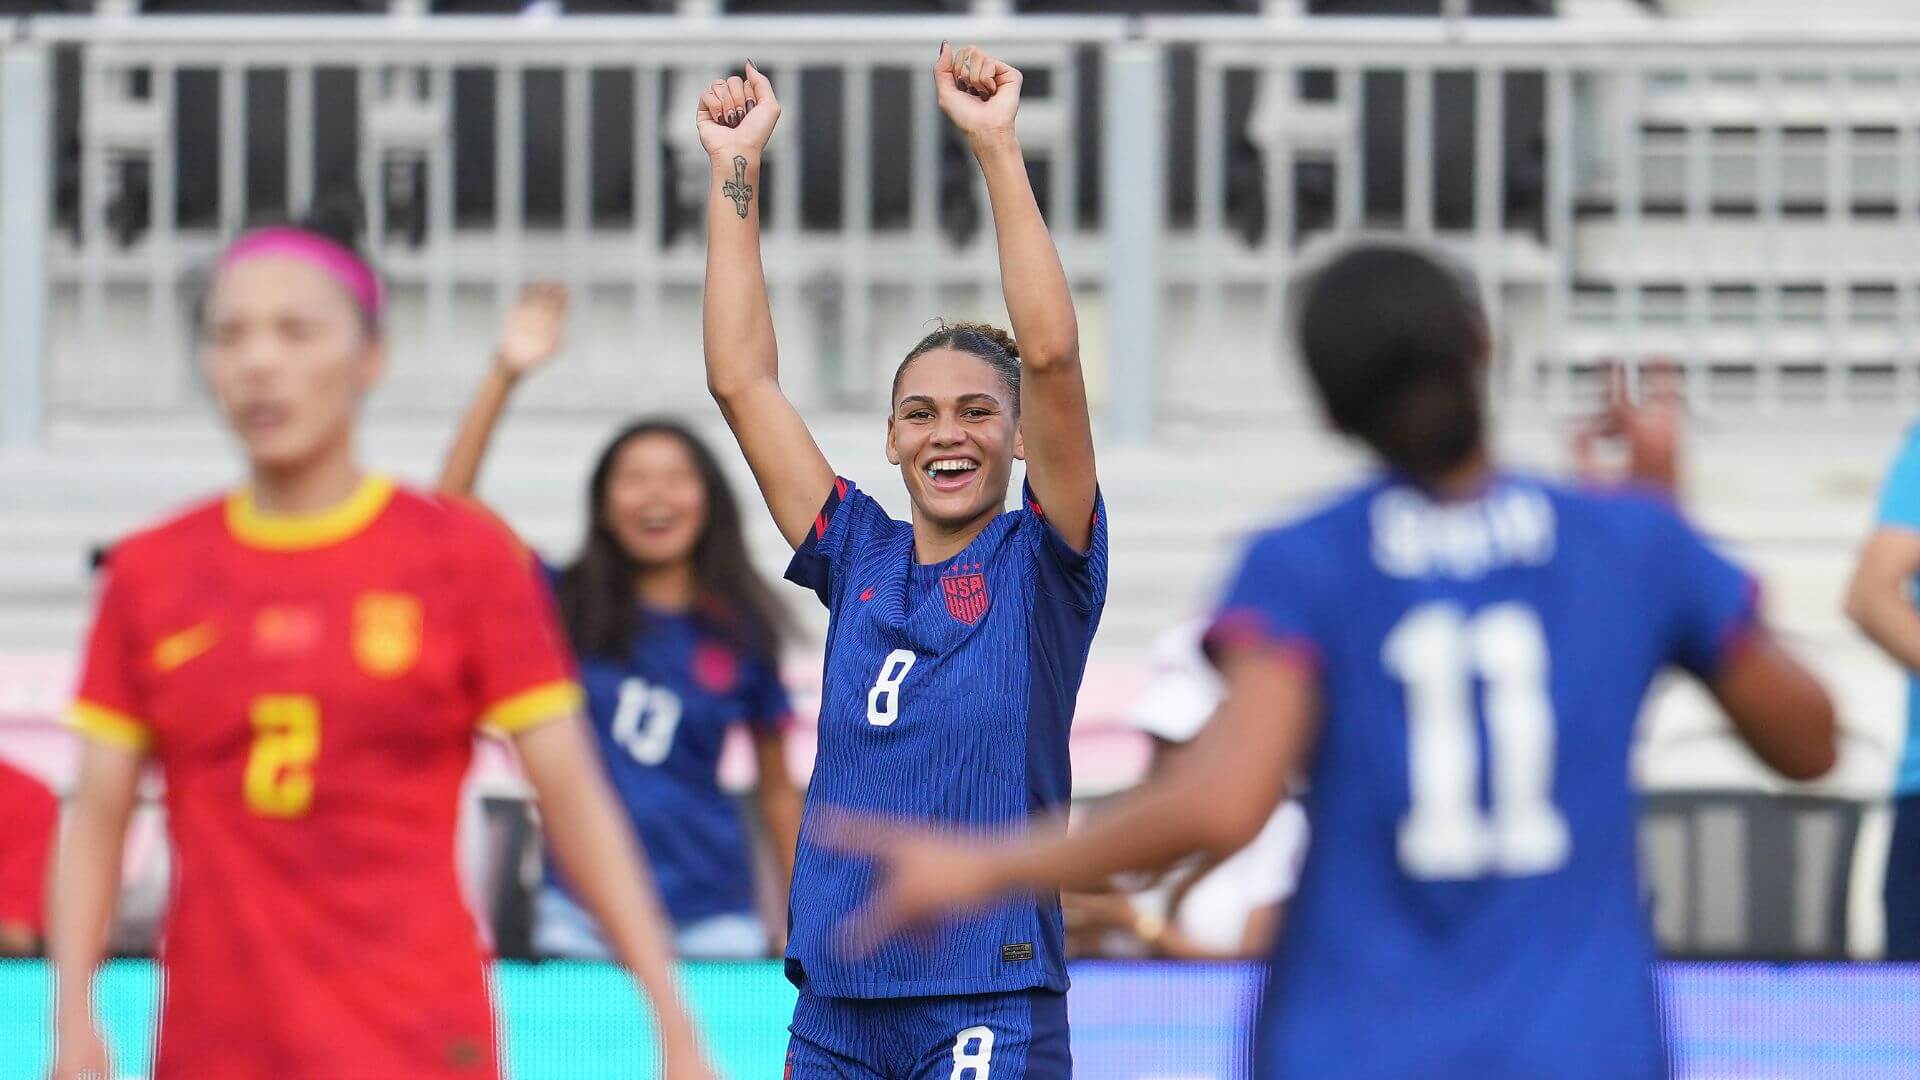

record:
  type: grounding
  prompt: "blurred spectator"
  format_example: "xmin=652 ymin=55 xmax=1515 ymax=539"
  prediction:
xmin=0 ymin=758 xmax=57 ymax=956
xmin=1064 ymin=621 xmax=1308 ymax=960
xmin=1845 ymin=424 xmax=1920 ymax=959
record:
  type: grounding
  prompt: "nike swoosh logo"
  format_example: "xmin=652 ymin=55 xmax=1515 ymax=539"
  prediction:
xmin=154 ymin=621 xmax=219 ymax=672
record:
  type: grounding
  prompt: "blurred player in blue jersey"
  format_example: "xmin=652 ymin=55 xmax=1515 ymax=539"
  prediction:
xmin=699 ymin=46 xmax=1103 ymax=1078
xmin=837 ymin=243 xmax=1837 ymax=1079
xmin=440 ymin=284 xmax=802 ymax=958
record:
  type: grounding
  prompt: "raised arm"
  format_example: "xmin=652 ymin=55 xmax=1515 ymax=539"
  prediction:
xmin=939 ymin=44 xmax=1097 ymax=549
xmin=438 ymin=283 xmax=569 ymax=498
xmin=49 ymin=742 xmax=142 ymax=1080
xmin=698 ymin=63 xmax=835 ymax=550
xmin=1579 ymin=370 xmax=1835 ymax=783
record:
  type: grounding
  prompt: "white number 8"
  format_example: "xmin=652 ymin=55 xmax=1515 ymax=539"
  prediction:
xmin=867 ymin=649 xmax=917 ymax=727
xmin=950 ymin=1025 xmax=993 ymax=1079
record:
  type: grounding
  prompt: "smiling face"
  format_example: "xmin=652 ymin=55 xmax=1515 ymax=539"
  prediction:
xmin=887 ymin=348 xmax=1024 ymax=534
xmin=202 ymin=256 xmax=383 ymax=476
xmin=602 ymin=431 xmax=710 ymax=569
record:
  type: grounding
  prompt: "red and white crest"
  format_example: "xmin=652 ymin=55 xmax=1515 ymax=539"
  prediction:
xmin=692 ymin=642 xmax=739 ymax=694
xmin=941 ymin=564 xmax=991 ymax=625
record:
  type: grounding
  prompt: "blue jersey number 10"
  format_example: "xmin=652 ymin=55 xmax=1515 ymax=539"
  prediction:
xmin=611 ymin=676 xmax=683 ymax=766
xmin=1383 ymin=603 xmax=1571 ymax=881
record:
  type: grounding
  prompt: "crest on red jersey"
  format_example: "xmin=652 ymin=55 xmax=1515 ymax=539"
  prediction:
xmin=353 ymin=592 xmax=422 ymax=678
xmin=941 ymin=564 xmax=990 ymax=625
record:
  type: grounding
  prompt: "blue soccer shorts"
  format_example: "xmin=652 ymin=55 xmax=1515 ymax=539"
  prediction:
xmin=785 ymin=987 xmax=1070 ymax=1079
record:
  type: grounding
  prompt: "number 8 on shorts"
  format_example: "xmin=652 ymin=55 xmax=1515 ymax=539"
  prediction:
xmin=950 ymin=1025 xmax=994 ymax=1079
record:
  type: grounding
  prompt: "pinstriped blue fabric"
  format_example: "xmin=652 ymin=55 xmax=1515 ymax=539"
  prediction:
xmin=783 ymin=477 xmax=1108 ymax=1002
xmin=536 ymin=563 xmax=792 ymax=928
xmin=786 ymin=987 xmax=1071 ymax=1078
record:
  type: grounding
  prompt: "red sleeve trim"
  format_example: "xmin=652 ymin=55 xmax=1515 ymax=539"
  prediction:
xmin=1023 ymin=485 xmax=1102 ymax=533
xmin=1203 ymin=609 xmax=1322 ymax=674
xmin=1716 ymin=577 xmax=1765 ymax=670
xmin=813 ymin=477 xmax=855 ymax=541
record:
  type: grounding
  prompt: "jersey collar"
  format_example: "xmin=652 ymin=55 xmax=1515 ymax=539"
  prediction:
xmin=226 ymin=474 xmax=395 ymax=552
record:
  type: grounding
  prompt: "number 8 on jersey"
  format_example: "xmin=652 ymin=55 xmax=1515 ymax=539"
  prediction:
xmin=868 ymin=649 xmax=916 ymax=727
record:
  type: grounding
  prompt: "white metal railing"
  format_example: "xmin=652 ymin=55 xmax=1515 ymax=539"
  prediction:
xmin=20 ymin=16 xmax=1129 ymax=433
xmin=7 ymin=14 xmax=1920 ymax=448
xmin=1149 ymin=16 xmax=1920 ymax=424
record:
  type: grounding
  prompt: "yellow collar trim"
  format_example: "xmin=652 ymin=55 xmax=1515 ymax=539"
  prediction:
xmin=226 ymin=474 xmax=396 ymax=552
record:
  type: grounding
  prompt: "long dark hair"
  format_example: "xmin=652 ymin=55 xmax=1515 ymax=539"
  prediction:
xmin=554 ymin=419 xmax=790 ymax=663
xmin=1295 ymin=243 xmax=1487 ymax=488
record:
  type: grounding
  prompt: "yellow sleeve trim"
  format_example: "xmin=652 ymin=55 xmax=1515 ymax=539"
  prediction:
xmin=481 ymin=679 xmax=583 ymax=735
xmin=68 ymin=701 xmax=153 ymax=753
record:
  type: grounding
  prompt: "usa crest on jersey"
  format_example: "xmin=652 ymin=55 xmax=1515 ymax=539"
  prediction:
xmin=941 ymin=562 xmax=991 ymax=625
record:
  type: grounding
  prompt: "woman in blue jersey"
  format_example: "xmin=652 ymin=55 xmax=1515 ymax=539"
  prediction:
xmin=440 ymin=284 xmax=802 ymax=959
xmin=698 ymin=47 xmax=1103 ymax=1078
xmin=839 ymin=243 xmax=1838 ymax=1079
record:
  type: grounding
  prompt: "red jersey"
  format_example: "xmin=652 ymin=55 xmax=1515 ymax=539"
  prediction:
xmin=69 ymin=475 xmax=580 ymax=1080
xmin=0 ymin=757 xmax=56 ymax=940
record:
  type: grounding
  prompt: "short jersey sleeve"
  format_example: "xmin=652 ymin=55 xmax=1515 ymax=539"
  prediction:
xmin=1022 ymin=480 xmax=1110 ymax=613
xmin=740 ymin=656 xmax=795 ymax=735
xmin=1879 ymin=425 xmax=1920 ymax=531
xmin=456 ymin=515 xmax=583 ymax=735
xmin=784 ymin=477 xmax=891 ymax=608
xmin=68 ymin=558 xmax=155 ymax=754
xmin=1643 ymin=498 xmax=1760 ymax=680
xmin=1204 ymin=530 xmax=1323 ymax=671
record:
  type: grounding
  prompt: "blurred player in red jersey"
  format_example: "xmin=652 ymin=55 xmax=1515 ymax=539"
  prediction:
xmin=0 ymin=758 xmax=56 ymax=955
xmin=47 ymin=204 xmax=714 ymax=1080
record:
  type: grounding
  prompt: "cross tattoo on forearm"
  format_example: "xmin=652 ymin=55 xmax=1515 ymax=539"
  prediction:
xmin=723 ymin=155 xmax=753 ymax=219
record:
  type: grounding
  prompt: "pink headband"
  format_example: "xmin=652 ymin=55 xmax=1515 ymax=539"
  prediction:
xmin=218 ymin=226 xmax=385 ymax=323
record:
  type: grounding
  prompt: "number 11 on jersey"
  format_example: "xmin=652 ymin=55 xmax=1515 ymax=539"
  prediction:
xmin=1384 ymin=602 xmax=1570 ymax=881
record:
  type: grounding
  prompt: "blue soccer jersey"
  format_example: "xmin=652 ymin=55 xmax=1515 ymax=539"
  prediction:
xmin=1209 ymin=474 xmax=1756 ymax=1080
xmin=785 ymin=476 xmax=1108 ymax=998
xmin=543 ymin=564 xmax=793 ymax=926
xmin=1873 ymin=423 xmax=1920 ymax=795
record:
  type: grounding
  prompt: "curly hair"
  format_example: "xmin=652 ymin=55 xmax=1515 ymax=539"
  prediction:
xmin=891 ymin=320 xmax=1022 ymax=413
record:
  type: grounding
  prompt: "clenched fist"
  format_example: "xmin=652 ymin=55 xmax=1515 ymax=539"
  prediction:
xmin=696 ymin=61 xmax=780 ymax=163
xmin=937 ymin=43 xmax=1022 ymax=148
